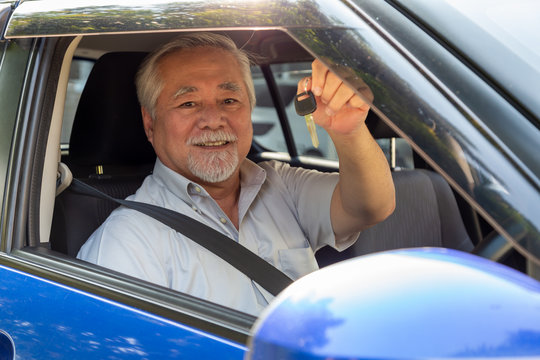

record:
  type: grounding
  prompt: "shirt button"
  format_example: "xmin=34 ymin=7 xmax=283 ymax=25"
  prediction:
xmin=219 ymin=217 xmax=227 ymax=224
xmin=194 ymin=186 xmax=202 ymax=193
xmin=192 ymin=205 xmax=198 ymax=212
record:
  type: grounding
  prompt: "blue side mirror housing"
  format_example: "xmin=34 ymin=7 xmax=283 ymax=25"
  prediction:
xmin=246 ymin=248 xmax=540 ymax=359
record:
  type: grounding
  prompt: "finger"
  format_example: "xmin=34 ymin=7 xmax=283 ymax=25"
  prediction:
xmin=310 ymin=59 xmax=329 ymax=97
xmin=325 ymin=83 xmax=355 ymax=116
xmin=297 ymin=76 xmax=312 ymax=94
xmin=319 ymin=71 xmax=343 ymax=106
xmin=349 ymin=93 xmax=369 ymax=111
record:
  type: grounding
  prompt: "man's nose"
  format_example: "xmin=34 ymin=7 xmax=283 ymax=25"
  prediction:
xmin=197 ymin=104 xmax=226 ymax=129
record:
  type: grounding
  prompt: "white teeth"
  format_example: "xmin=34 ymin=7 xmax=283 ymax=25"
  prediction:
xmin=197 ymin=141 xmax=228 ymax=147
xmin=189 ymin=131 xmax=237 ymax=147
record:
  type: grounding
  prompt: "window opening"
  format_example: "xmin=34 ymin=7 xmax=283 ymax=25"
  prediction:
xmin=61 ymin=58 xmax=94 ymax=154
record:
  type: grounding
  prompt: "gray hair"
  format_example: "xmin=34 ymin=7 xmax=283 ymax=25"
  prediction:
xmin=135 ymin=32 xmax=256 ymax=119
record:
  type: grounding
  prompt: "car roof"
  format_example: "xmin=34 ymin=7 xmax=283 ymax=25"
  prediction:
xmin=4 ymin=0 xmax=352 ymax=37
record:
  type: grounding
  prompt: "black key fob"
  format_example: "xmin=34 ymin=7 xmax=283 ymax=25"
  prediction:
xmin=294 ymin=90 xmax=317 ymax=116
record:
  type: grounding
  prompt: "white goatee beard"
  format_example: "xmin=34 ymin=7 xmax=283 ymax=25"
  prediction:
xmin=187 ymin=130 xmax=239 ymax=183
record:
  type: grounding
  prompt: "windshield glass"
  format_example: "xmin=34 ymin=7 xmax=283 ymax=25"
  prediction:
xmin=394 ymin=0 xmax=540 ymax=126
xmin=447 ymin=0 xmax=540 ymax=73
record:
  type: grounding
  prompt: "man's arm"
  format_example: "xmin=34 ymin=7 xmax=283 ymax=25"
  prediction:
xmin=305 ymin=60 xmax=396 ymax=241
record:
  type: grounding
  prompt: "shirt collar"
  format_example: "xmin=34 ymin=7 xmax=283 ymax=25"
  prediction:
xmin=240 ymin=158 xmax=267 ymax=188
xmin=238 ymin=159 xmax=267 ymax=222
xmin=152 ymin=158 xmax=200 ymax=203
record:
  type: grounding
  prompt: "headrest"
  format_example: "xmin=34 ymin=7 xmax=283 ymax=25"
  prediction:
xmin=68 ymin=52 xmax=156 ymax=170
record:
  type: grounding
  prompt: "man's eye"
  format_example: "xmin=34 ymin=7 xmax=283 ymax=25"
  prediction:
xmin=223 ymin=98 xmax=238 ymax=104
xmin=179 ymin=101 xmax=195 ymax=108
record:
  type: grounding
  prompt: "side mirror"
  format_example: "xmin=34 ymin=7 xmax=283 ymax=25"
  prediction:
xmin=246 ymin=248 xmax=540 ymax=359
xmin=0 ymin=330 xmax=15 ymax=360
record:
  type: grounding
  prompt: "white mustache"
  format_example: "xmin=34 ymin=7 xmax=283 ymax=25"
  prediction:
xmin=187 ymin=130 xmax=238 ymax=146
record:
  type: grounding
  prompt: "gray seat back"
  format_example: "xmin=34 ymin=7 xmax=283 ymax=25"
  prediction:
xmin=316 ymin=169 xmax=473 ymax=267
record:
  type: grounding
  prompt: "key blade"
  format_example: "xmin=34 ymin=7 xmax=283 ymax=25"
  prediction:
xmin=305 ymin=114 xmax=319 ymax=148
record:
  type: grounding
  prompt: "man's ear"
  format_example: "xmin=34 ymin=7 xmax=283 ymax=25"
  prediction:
xmin=141 ymin=107 xmax=154 ymax=145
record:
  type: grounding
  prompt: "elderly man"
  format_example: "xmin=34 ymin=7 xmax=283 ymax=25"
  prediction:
xmin=78 ymin=32 xmax=395 ymax=316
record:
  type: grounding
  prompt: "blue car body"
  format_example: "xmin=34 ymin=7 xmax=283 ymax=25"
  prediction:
xmin=0 ymin=264 xmax=246 ymax=359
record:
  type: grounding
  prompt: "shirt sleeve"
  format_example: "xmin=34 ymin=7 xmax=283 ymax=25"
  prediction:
xmin=265 ymin=161 xmax=359 ymax=252
xmin=77 ymin=211 xmax=171 ymax=287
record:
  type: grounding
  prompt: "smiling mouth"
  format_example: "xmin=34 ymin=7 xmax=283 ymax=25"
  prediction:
xmin=195 ymin=140 xmax=230 ymax=147
xmin=189 ymin=131 xmax=237 ymax=148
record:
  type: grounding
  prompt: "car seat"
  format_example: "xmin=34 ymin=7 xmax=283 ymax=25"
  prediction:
xmin=50 ymin=52 xmax=155 ymax=256
xmin=315 ymin=168 xmax=474 ymax=267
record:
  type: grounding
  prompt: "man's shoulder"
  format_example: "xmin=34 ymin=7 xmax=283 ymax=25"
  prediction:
xmin=256 ymin=159 xmax=296 ymax=178
xmin=77 ymin=207 xmax=150 ymax=261
xmin=99 ymin=206 xmax=156 ymax=233
xmin=257 ymin=159 xmax=288 ymax=170
xmin=257 ymin=159 xmax=328 ymax=181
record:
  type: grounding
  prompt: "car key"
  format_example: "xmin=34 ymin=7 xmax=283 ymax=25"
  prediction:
xmin=294 ymin=89 xmax=319 ymax=148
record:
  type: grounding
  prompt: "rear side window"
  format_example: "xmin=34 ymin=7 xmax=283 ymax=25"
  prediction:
xmin=252 ymin=63 xmax=339 ymax=160
xmin=62 ymin=58 xmax=94 ymax=153
xmin=251 ymin=62 xmax=413 ymax=168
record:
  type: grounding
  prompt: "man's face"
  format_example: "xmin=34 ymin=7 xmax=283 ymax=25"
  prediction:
xmin=142 ymin=46 xmax=253 ymax=184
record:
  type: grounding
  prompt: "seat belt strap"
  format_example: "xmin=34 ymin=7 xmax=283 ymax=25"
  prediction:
xmin=70 ymin=178 xmax=293 ymax=296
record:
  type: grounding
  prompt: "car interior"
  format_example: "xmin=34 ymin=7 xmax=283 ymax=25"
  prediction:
xmin=41 ymin=30 xmax=476 ymax=262
xmin=21 ymin=28 xmax=525 ymax=319
xmin=49 ymin=44 xmax=476 ymax=261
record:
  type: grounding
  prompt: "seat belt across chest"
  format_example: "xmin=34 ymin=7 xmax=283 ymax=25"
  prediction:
xmin=70 ymin=178 xmax=294 ymax=296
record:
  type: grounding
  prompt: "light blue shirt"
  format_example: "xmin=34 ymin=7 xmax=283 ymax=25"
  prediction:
xmin=77 ymin=158 xmax=357 ymax=315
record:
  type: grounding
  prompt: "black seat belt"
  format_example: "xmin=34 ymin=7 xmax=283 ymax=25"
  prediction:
xmin=70 ymin=178 xmax=293 ymax=296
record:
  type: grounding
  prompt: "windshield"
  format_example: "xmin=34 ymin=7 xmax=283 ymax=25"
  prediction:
xmin=448 ymin=0 xmax=540 ymax=73
xmin=393 ymin=0 xmax=540 ymax=125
